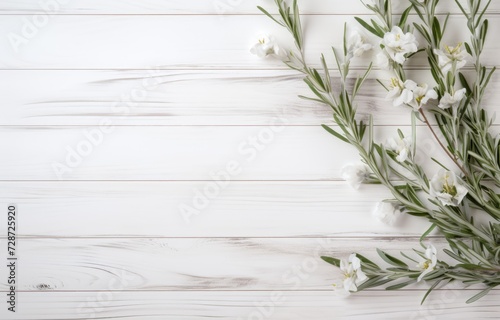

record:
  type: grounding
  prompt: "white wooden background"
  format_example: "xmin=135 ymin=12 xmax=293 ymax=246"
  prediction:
xmin=0 ymin=0 xmax=499 ymax=319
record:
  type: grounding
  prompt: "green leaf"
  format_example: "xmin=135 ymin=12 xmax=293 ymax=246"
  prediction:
xmin=466 ymin=286 xmax=496 ymax=304
xmin=464 ymin=42 xmax=473 ymax=55
xmin=443 ymin=249 xmax=468 ymax=264
xmin=356 ymin=276 xmax=392 ymax=291
xmin=421 ymin=279 xmax=443 ymax=304
xmin=454 ymin=0 xmax=468 ymax=18
xmin=321 ymin=256 xmax=340 ymax=267
xmin=355 ymin=17 xmax=382 ymax=37
xmin=257 ymin=6 xmax=285 ymax=27
xmin=455 ymin=263 xmax=491 ymax=271
xmin=355 ymin=253 xmax=379 ymax=269
xmin=420 ymin=224 xmax=437 ymax=244
xmin=458 ymin=72 xmax=472 ymax=95
xmin=386 ymin=280 xmax=415 ymax=290
xmin=431 ymin=157 xmax=450 ymax=171
xmin=398 ymin=6 xmax=412 ymax=28
xmin=432 ymin=16 xmax=442 ymax=43
xmin=322 ymin=124 xmax=349 ymax=143
xmin=377 ymin=249 xmax=409 ymax=268
xmin=343 ymin=22 xmax=348 ymax=57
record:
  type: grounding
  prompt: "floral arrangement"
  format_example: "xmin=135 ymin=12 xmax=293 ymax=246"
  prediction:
xmin=253 ymin=0 xmax=499 ymax=303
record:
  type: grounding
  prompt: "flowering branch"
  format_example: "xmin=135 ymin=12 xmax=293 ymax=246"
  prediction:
xmin=256 ymin=0 xmax=500 ymax=303
xmin=418 ymin=108 xmax=468 ymax=175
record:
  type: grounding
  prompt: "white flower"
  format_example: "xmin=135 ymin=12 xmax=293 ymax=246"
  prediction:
xmin=333 ymin=254 xmax=368 ymax=294
xmin=387 ymin=79 xmax=437 ymax=110
xmin=376 ymin=51 xmax=391 ymax=70
xmin=386 ymin=137 xmax=412 ymax=162
xmin=386 ymin=78 xmax=413 ymax=107
xmin=438 ymin=88 xmax=467 ymax=110
xmin=250 ymin=35 xmax=287 ymax=59
xmin=434 ymin=43 xmax=469 ymax=74
xmin=417 ymin=244 xmax=437 ymax=282
xmin=430 ymin=169 xmax=468 ymax=206
xmin=381 ymin=26 xmax=418 ymax=64
xmin=347 ymin=30 xmax=373 ymax=59
xmin=405 ymin=80 xmax=438 ymax=110
xmin=341 ymin=163 xmax=370 ymax=190
xmin=372 ymin=201 xmax=402 ymax=225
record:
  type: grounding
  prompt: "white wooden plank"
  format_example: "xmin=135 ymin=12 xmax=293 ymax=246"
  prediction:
xmin=0 ymin=290 xmax=499 ymax=320
xmin=0 ymin=181 xmax=435 ymax=237
xmin=2 ymin=69 xmax=499 ymax=126
xmin=0 ymin=238 xmax=474 ymax=291
xmin=1 ymin=15 xmax=499 ymax=69
xmin=0 ymin=125 xmax=458 ymax=180
xmin=1 ymin=0 xmax=500 ymax=15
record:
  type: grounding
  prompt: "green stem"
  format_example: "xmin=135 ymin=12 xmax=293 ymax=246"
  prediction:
xmin=419 ymin=109 xmax=468 ymax=176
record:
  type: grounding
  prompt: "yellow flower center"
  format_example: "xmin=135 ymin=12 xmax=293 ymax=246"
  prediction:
xmin=415 ymin=95 xmax=424 ymax=105
xmin=442 ymin=180 xmax=457 ymax=196
xmin=390 ymin=78 xmax=403 ymax=90
xmin=422 ymin=260 xmax=430 ymax=269
xmin=445 ymin=43 xmax=462 ymax=55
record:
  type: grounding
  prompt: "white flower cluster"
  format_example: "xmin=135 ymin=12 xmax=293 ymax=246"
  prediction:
xmin=333 ymin=253 xmax=368 ymax=294
xmin=378 ymin=26 xmax=419 ymax=66
xmin=250 ymin=35 xmax=287 ymax=60
xmin=387 ymin=78 xmax=437 ymax=111
xmin=333 ymin=244 xmax=440 ymax=294
xmin=250 ymin=28 xmax=373 ymax=62
xmin=435 ymin=43 xmax=470 ymax=110
xmin=346 ymin=30 xmax=373 ymax=59
xmin=434 ymin=43 xmax=469 ymax=74
xmin=430 ymin=169 xmax=468 ymax=206
xmin=376 ymin=30 xmax=469 ymax=111
xmin=386 ymin=136 xmax=412 ymax=162
xmin=372 ymin=201 xmax=401 ymax=225
xmin=374 ymin=27 xmax=438 ymax=111
xmin=341 ymin=163 xmax=370 ymax=190
xmin=417 ymin=244 xmax=438 ymax=282
xmin=438 ymin=88 xmax=466 ymax=110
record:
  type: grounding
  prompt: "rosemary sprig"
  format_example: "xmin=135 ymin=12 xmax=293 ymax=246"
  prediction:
xmin=258 ymin=0 xmax=500 ymax=303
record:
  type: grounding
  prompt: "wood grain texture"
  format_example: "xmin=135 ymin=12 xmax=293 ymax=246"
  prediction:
xmin=0 ymin=181 xmax=436 ymax=238
xmin=0 ymin=125 xmax=460 ymax=180
xmin=0 ymin=238 xmax=476 ymax=291
xmin=1 ymin=0 xmax=500 ymax=15
xmin=1 ymin=69 xmax=499 ymax=126
xmin=1 ymin=290 xmax=499 ymax=320
xmin=1 ymin=0 xmax=499 ymax=318
xmin=1 ymin=15 xmax=500 ymax=69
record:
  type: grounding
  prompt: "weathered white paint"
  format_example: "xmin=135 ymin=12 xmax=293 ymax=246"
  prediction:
xmin=1 ymin=290 xmax=499 ymax=320
xmin=1 ymin=15 xmax=500 ymax=69
xmin=0 ymin=69 xmax=499 ymax=126
xmin=0 ymin=238 xmax=487 ymax=291
xmin=0 ymin=181 xmax=432 ymax=237
xmin=0 ymin=125 xmax=461 ymax=180
xmin=1 ymin=0 xmax=500 ymax=15
xmin=0 ymin=0 xmax=499 ymax=318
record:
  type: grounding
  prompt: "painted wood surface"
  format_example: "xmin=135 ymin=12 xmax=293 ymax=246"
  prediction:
xmin=1 ymin=15 xmax=500 ymax=69
xmin=1 ymin=0 xmax=499 ymax=319
xmin=0 ymin=125 xmax=461 ymax=180
xmin=1 ymin=0 xmax=500 ymax=15
xmin=1 ymin=69 xmax=499 ymax=126
xmin=0 ymin=238 xmax=490 ymax=291
xmin=1 ymin=291 xmax=499 ymax=320
xmin=0 ymin=181 xmax=432 ymax=238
